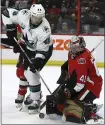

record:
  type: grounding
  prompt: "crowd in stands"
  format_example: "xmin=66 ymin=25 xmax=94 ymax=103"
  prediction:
xmin=80 ymin=0 xmax=105 ymax=34
xmin=1 ymin=0 xmax=105 ymax=35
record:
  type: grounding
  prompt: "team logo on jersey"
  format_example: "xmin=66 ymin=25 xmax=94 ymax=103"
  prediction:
xmin=23 ymin=34 xmax=35 ymax=49
xmin=42 ymin=26 xmax=49 ymax=33
xmin=78 ymin=58 xmax=86 ymax=64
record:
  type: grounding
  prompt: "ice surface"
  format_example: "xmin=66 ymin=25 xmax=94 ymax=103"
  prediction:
xmin=1 ymin=65 xmax=104 ymax=124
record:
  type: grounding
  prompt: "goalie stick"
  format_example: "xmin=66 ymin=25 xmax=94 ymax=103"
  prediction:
xmin=91 ymin=39 xmax=103 ymax=53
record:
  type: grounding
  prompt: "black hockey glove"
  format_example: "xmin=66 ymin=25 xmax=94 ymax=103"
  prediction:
xmin=13 ymin=42 xmax=26 ymax=53
xmin=6 ymin=24 xmax=17 ymax=38
xmin=30 ymin=57 xmax=44 ymax=73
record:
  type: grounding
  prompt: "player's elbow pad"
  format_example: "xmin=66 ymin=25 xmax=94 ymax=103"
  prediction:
xmin=2 ymin=9 xmax=12 ymax=25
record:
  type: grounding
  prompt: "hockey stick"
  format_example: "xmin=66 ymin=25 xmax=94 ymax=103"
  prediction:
xmin=1 ymin=43 xmax=13 ymax=49
xmin=13 ymin=37 xmax=52 ymax=94
xmin=90 ymin=39 xmax=103 ymax=53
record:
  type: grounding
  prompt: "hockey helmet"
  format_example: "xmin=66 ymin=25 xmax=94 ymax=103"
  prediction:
xmin=69 ymin=36 xmax=86 ymax=55
xmin=30 ymin=4 xmax=45 ymax=25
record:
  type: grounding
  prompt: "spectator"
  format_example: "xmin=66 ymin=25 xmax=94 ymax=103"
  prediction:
xmin=1 ymin=0 xmax=15 ymax=8
xmin=81 ymin=24 xmax=92 ymax=34
xmin=47 ymin=14 xmax=58 ymax=27
xmin=80 ymin=0 xmax=104 ymax=34
xmin=15 ymin=0 xmax=33 ymax=10
xmin=57 ymin=21 xmax=70 ymax=34
xmin=48 ymin=4 xmax=61 ymax=15
xmin=50 ymin=23 xmax=57 ymax=34
xmin=60 ymin=3 xmax=68 ymax=17
xmin=57 ymin=16 xmax=63 ymax=29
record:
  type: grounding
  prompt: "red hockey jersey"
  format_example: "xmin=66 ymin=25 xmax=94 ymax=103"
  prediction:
xmin=68 ymin=48 xmax=103 ymax=98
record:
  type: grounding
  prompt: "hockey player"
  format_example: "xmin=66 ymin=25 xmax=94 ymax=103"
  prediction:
xmin=1 ymin=0 xmax=35 ymax=107
xmin=2 ymin=4 xmax=53 ymax=114
xmin=46 ymin=36 xmax=103 ymax=124
xmin=1 ymin=11 xmax=29 ymax=107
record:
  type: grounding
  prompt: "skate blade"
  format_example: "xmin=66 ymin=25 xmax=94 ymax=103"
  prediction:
xmin=29 ymin=109 xmax=40 ymax=114
xmin=86 ymin=119 xmax=104 ymax=124
xmin=16 ymin=103 xmax=23 ymax=108
xmin=62 ymin=114 xmax=66 ymax=122
xmin=19 ymin=105 xmax=28 ymax=112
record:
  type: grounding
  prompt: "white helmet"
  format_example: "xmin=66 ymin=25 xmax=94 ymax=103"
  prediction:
xmin=71 ymin=36 xmax=80 ymax=45
xmin=30 ymin=4 xmax=45 ymax=25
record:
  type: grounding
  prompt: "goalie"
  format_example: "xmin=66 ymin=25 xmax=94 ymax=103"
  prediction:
xmin=46 ymin=36 xmax=103 ymax=124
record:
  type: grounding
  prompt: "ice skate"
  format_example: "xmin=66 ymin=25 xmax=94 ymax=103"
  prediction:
xmin=28 ymin=100 xmax=41 ymax=114
xmin=19 ymin=95 xmax=32 ymax=112
xmin=15 ymin=94 xmax=25 ymax=108
xmin=24 ymin=94 xmax=41 ymax=114
xmin=93 ymin=104 xmax=103 ymax=113
xmin=19 ymin=94 xmax=41 ymax=114
xmin=24 ymin=95 xmax=33 ymax=107
xmin=86 ymin=112 xmax=104 ymax=124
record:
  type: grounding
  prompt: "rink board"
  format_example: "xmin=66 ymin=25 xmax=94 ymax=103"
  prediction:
xmin=1 ymin=35 xmax=104 ymax=67
xmin=1 ymin=59 xmax=104 ymax=68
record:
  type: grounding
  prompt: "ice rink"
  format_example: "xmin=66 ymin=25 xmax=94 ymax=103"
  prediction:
xmin=1 ymin=65 xmax=104 ymax=124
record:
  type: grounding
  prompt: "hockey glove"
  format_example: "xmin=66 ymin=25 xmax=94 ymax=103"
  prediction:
xmin=30 ymin=58 xmax=44 ymax=73
xmin=6 ymin=24 xmax=17 ymax=38
xmin=64 ymin=87 xmax=77 ymax=99
xmin=64 ymin=88 xmax=71 ymax=98
xmin=13 ymin=42 xmax=26 ymax=53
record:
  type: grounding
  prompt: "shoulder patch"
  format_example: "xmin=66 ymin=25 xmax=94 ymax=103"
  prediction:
xmin=2 ymin=9 xmax=10 ymax=18
xmin=42 ymin=26 xmax=50 ymax=33
xmin=12 ymin=11 xmax=18 ymax=16
xmin=21 ymin=9 xmax=29 ymax=16
xmin=77 ymin=58 xmax=86 ymax=64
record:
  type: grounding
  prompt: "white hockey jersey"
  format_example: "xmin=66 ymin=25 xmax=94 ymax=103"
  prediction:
xmin=2 ymin=8 xmax=52 ymax=58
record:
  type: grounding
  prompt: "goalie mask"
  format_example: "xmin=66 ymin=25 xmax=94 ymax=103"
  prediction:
xmin=69 ymin=36 xmax=86 ymax=57
xmin=30 ymin=4 xmax=45 ymax=25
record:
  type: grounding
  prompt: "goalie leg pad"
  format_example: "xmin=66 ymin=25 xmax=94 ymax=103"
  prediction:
xmin=63 ymin=99 xmax=85 ymax=123
xmin=63 ymin=100 xmax=95 ymax=123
